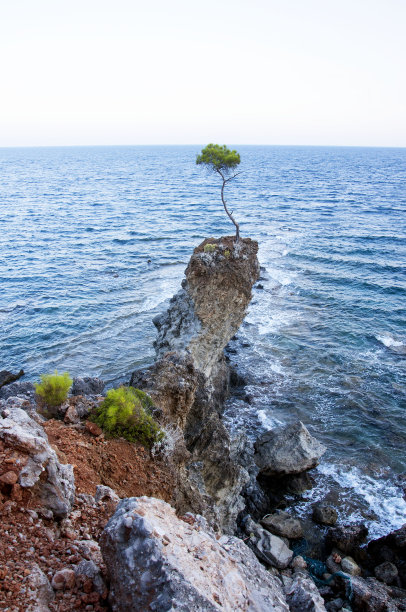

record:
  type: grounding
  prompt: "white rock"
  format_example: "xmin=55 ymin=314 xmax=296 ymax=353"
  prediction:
xmin=101 ymin=496 xmax=289 ymax=612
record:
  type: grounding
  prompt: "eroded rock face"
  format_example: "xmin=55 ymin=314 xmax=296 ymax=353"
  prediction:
xmin=0 ymin=401 xmax=75 ymax=517
xmin=254 ymin=421 xmax=326 ymax=477
xmin=154 ymin=237 xmax=260 ymax=380
xmin=131 ymin=237 xmax=260 ymax=532
xmin=101 ymin=496 xmax=289 ymax=612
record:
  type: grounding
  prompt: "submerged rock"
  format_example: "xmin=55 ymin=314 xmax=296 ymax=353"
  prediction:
xmin=0 ymin=369 xmax=24 ymax=389
xmin=312 ymin=504 xmax=338 ymax=526
xmin=254 ymin=421 xmax=326 ymax=477
xmin=101 ymin=496 xmax=289 ymax=612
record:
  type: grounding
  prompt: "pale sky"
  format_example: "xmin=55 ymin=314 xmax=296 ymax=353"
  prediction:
xmin=1 ymin=0 xmax=405 ymax=147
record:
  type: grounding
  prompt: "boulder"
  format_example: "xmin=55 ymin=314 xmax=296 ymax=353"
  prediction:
xmin=285 ymin=571 xmax=327 ymax=611
xmin=254 ymin=421 xmax=326 ymax=477
xmin=326 ymin=523 xmax=369 ymax=555
xmin=71 ymin=377 xmax=105 ymax=396
xmin=243 ymin=516 xmax=294 ymax=569
xmin=0 ymin=402 xmax=74 ymax=517
xmin=374 ymin=561 xmax=399 ymax=585
xmin=74 ymin=560 xmax=106 ymax=595
xmin=312 ymin=504 xmax=338 ymax=526
xmin=341 ymin=556 xmax=361 ymax=576
xmin=101 ymin=496 xmax=289 ymax=612
xmin=350 ymin=576 xmax=396 ymax=612
xmin=260 ymin=511 xmax=303 ymax=539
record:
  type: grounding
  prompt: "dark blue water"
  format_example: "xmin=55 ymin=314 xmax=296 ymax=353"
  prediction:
xmin=1 ymin=145 xmax=405 ymax=536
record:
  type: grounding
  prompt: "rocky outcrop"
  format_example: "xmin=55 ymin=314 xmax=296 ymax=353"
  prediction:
xmin=254 ymin=421 xmax=326 ymax=477
xmin=100 ymin=496 xmax=289 ymax=612
xmin=0 ymin=399 xmax=75 ymax=517
xmin=0 ymin=369 xmax=24 ymax=389
xmin=153 ymin=237 xmax=260 ymax=381
xmin=130 ymin=237 xmax=260 ymax=532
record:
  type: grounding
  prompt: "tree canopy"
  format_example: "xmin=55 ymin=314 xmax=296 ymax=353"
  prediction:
xmin=196 ymin=144 xmax=241 ymax=240
xmin=196 ymin=143 xmax=240 ymax=174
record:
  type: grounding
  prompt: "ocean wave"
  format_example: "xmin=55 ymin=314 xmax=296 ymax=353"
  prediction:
xmin=376 ymin=333 xmax=406 ymax=354
xmin=315 ymin=463 xmax=406 ymax=539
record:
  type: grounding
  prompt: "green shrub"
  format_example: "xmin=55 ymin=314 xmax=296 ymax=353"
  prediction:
xmin=35 ymin=370 xmax=73 ymax=407
xmin=90 ymin=386 xmax=164 ymax=448
xmin=224 ymin=249 xmax=231 ymax=258
xmin=203 ymin=243 xmax=217 ymax=253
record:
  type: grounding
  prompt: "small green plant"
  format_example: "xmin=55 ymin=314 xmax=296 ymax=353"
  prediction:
xmin=35 ymin=370 xmax=72 ymax=407
xmin=90 ymin=386 xmax=164 ymax=448
xmin=224 ymin=249 xmax=231 ymax=258
xmin=203 ymin=243 xmax=217 ymax=253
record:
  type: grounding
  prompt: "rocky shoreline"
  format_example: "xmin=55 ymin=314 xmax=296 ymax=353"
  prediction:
xmin=1 ymin=236 xmax=405 ymax=611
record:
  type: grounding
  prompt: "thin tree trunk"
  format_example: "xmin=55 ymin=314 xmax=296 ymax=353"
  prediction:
xmin=219 ymin=172 xmax=240 ymax=241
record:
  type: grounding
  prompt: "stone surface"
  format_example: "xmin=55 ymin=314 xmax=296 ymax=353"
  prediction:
xmin=243 ymin=516 xmax=294 ymax=569
xmin=101 ymin=496 xmax=289 ymax=612
xmin=285 ymin=571 xmax=327 ymax=611
xmin=63 ymin=405 xmax=80 ymax=424
xmin=341 ymin=556 xmax=361 ymax=576
xmin=374 ymin=561 xmax=399 ymax=584
xmin=85 ymin=420 xmax=103 ymax=437
xmin=95 ymin=484 xmax=120 ymax=504
xmin=24 ymin=563 xmax=55 ymax=612
xmin=51 ymin=568 xmax=76 ymax=590
xmin=71 ymin=376 xmax=105 ymax=396
xmin=75 ymin=559 xmax=106 ymax=595
xmin=254 ymin=421 xmax=326 ymax=477
xmin=261 ymin=511 xmax=303 ymax=539
xmin=326 ymin=522 xmax=369 ymax=555
xmin=366 ymin=524 xmax=406 ymax=588
xmin=312 ymin=504 xmax=338 ymax=526
xmin=350 ymin=576 xmax=396 ymax=612
xmin=153 ymin=237 xmax=260 ymax=380
xmin=0 ymin=402 xmax=75 ymax=517
xmin=0 ymin=381 xmax=36 ymax=401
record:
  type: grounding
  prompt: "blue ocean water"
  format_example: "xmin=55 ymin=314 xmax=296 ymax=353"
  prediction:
xmin=1 ymin=145 xmax=405 ymax=536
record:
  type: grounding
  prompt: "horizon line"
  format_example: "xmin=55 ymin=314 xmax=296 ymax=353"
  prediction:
xmin=0 ymin=143 xmax=405 ymax=150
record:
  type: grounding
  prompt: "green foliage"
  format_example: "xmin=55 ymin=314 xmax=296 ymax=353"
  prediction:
xmin=35 ymin=370 xmax=72 ymax=407
xmin=91 ymin=386 xmax=164 ymax=448
xmin=196 ymin=143 xmax=240 ymax=175
xmin=203 ymin=243 xmax=217 ymax=253
xmin=224 ymin=249 xmax=231 ymax=258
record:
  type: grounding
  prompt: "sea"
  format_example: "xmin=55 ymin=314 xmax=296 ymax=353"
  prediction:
xmin=1 ymin=145 xmax=405 ymax=539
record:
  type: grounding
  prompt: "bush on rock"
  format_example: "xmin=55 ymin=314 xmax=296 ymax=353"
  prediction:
xmin=90 ymin=386 xmax=164 ymax=448
xmin=35 ymin=370 xmax=73 ymax=408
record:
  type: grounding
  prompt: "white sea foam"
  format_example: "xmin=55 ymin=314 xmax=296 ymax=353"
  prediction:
xmin=257 ymin=410 xmax=282 ymax=430
xmin=298 ymin=462 xmax=406 ymax=540
xmin=376 ymin=333 xmax=406 ymax=352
